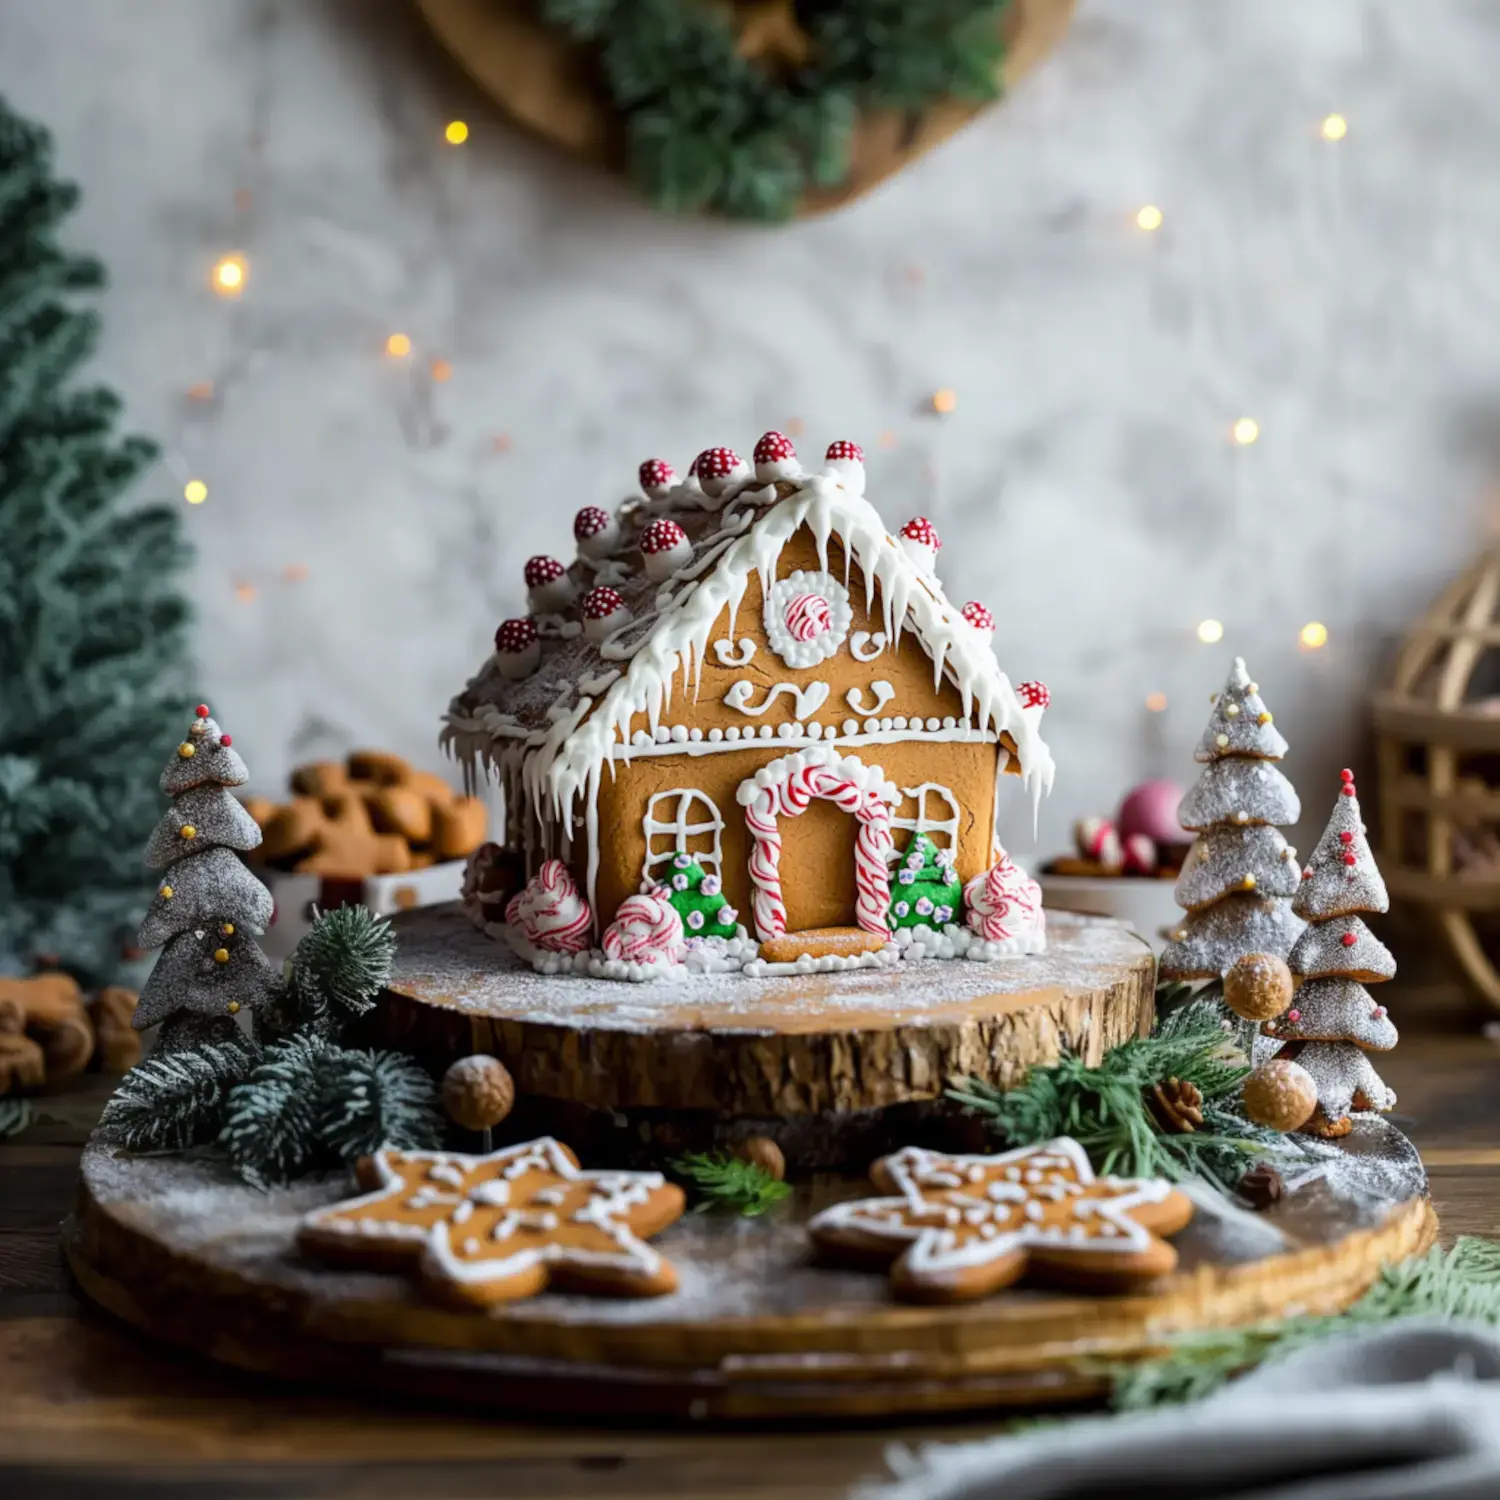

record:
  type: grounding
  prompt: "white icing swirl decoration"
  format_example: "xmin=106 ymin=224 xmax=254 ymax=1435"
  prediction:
xmin=764 ymin=570 xmax=851 ymax=669
xmin=505 ymin=858 xmax=592 ymax=953
xmin=964 ymin=853 xmax=1045 ymax=945
xmin=602 ymin=888 xmax=687 ymax=966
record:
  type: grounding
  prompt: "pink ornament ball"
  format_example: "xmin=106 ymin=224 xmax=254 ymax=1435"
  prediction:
xmin=1117 ymin=779 xmax=1184 ymax=847
xmin=1121 ymin=832 xmax=1157 ymax=876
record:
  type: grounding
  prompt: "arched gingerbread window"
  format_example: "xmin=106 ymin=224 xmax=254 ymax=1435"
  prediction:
xmin=890 ymin=783 xmax=961 ymax=859
xmin=642 ymin=789 xmax=725 ymax=882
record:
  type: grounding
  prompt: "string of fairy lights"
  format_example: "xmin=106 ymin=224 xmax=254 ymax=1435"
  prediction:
xmin=1131 ymin=111 xmax=1349 ymax=713
xmin=179 ymin=105 xmax=1351 ymax=702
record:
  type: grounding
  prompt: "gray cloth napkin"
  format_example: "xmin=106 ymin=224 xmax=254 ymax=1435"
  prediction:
xmin=864 ymin=1323 xmax=1500 ymax=1500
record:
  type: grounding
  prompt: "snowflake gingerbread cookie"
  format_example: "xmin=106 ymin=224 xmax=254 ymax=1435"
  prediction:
xmin=808 ymin=1138 xmax=1194 ymax=1302
xmin=298 ymin=1137 xmax=686 ymax=1306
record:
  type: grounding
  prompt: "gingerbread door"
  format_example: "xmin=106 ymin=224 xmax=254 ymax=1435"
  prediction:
xmin=779 ymin=797 xmax=860 ymax=933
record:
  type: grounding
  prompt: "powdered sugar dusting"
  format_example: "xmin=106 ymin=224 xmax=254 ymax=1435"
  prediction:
xmin=387 ymin=905 xmax=1148 ymax=1031
xmin=74 ymin=1113 xmax=1425 ymax=1337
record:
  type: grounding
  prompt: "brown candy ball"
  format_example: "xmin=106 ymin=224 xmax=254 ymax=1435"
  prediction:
xmin=1241 ymin=1058 xmax=1318 ymax=1134
xmin=441 ymin=1054 xmax=515 ymax=1133
xmin=1223 ymin=952 xmax=1295 ymax=1023
xmin=731 ymin=1135 xmax=786 ymax=1182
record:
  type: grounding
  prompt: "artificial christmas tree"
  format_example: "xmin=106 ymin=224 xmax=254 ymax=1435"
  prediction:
xmin=1160 ymin=659 xmax=1305 ymax=980
xmin=1258 ymin=771 xmax=1399 ymax=1138
xmin=132 ymin=707 xmax=277 ymax=1032
xmin=0 ymin=96 xmax=192 ymax=985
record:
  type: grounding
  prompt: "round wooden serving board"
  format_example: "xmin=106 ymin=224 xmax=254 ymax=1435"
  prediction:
xmin=65 ymin=1125 xmax=1434 ymax=1423
xmin=376 ymin=908 xmax=1156 ymax=1168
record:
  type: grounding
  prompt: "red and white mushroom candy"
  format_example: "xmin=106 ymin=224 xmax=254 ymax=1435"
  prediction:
xmin=573 ymin=505 xmax=620 ymax=560
xmin=493 ymin=616 xmax=541 ymax=680
xmin=693 ymin=446 xmax=751 ymax=500
xmin=897 ymin=515 xmax=941 ymax=571
xmin=639 ymin=517 xmax=692 ymax=582
xmin=1018 ymin=679 xmax=1050 ymax=714
xmin=524 ymin=554 xmax=576 ymax=612
xmin=961 ymin=601 xmax=995 ymax=639
xmin=637 ymin=458 xmax=677 ymax=502
xmin=580 ymin=585 xmax=631 ymax=643
xmin=753 ymin=430 xmax=801 ymax=484
xmin=824 ymin=439 xmax=865 ymax=495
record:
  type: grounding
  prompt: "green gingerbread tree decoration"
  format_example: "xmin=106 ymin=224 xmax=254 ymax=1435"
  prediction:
xmin=0 ymin=94 xmax=191 ymax=984
xmin=889 ymin=834 xmax=963 ymax=931
xmin=659 ymin=855 xmax=739 ymax=939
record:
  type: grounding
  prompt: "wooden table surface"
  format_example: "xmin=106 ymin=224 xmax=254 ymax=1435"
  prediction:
xmin=4 ymin=978 xmax=1500 ymax=1500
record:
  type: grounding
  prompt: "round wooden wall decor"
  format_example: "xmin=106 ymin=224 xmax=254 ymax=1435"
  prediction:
xmin=414 ymin=0 xmax=1077 ymax=217
xmin=65 ymin=1119 xmax=1433 ymax=1423
xmin=1375 ymin=548 xmax=1500 ymax=1008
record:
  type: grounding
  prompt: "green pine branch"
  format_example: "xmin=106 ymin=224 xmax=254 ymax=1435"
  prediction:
xmin=220 ymin=1035 xmax=441 ymax=1187
xmin=947 ymin=998 xmax=1305 ymax=1193
xmin=315 ymin=1048 xmax=443 ymax=1166
xmin=670 ymin=1152 xmax=791 ymax=1217
xmin=218 ymin=1036 xmax=329 ymax=1187
xmin=0 ymin=1097 xmax=32 ymax=1139
xmin=97 ymin=1035 xmax=261 ymax=1153
xmin=289 ymin=906 xmax=397 ymax=1027
xmin=1109 ymin=1237 xmax=1500 ymax=1409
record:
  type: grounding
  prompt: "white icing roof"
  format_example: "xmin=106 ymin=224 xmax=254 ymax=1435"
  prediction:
xmin=442 ymin=452 xmax=1055 ymax=820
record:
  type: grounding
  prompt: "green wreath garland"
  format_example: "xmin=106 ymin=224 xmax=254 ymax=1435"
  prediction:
xmin=537 ymin=0 xmax=1013 ymax=220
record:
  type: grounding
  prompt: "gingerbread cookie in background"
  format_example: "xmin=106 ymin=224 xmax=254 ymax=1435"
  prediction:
xmin=240 ymin=749 xmax=488 ymax=879
xmin=298 ymin=1138 xmax=686 ymax=1306
xmin=0 ymin=974 xmax=140 ymax=1095
xmin=809 ymin=1138 xmax=1194 ymax=1303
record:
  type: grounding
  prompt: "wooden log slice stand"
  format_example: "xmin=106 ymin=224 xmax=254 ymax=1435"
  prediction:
xmin=65 ymin=1122 xmax=1434 ymax=1424
xmin=374 ymin=906 xmax=1158 ymax=1172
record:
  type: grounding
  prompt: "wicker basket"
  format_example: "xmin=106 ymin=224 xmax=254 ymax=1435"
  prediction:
xmin=1373 ymin=548 xmax=1500 ymax=1007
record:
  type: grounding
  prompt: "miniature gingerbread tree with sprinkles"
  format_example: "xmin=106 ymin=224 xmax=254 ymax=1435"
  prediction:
xmin=131 ymin=706 xmax=278 ymax=1033
xmin=1259 ymin=771 xmax=1399 ymax=1138
xmin=1160 ymin=658 xmax=1305 ymax=982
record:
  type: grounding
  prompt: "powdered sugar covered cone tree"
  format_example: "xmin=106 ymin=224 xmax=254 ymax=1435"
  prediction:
xmin=132 ymin=706 xmax=278 ymax=1032
xmin=1160 ymin=659 xmax=1305 ymax=980
xmin=1258 ymin=770 xmax=1398 ymax=1137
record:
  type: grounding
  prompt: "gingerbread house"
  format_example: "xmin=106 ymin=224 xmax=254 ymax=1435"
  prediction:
xmin=442 ymin=433 xmax=1053 ymax=965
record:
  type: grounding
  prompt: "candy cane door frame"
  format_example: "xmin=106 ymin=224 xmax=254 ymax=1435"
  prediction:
xmin=736 ymin=750 xmax=898 ymax=942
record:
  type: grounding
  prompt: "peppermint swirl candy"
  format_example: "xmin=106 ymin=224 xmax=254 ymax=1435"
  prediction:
xmin=785 ymin=591 xmax=833 ymax=643
xmin=602 ymin=888 xmax=687 ymax=966
xmin=505 ymin=858 xmax=592 ymax=953
xmin=963 ymin=854 xmax=1044 ymax=943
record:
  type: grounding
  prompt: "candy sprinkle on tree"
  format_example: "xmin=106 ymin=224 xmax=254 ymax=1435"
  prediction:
xmin=890 ymin=833 xmax=962 ymax=931
xmin=660 ymin=855 xmax=739 ymax=938
xmin=1160 ymin=659 xmax=1305 ymax=981
xmin=132 ymin=706 xmax=277 ymax=1034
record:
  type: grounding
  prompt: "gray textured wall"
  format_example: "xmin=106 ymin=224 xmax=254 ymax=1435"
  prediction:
xmin=3 ymin=0 xmax=1496 ymax=858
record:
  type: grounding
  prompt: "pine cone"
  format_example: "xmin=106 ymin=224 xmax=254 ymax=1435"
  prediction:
xmin=1238 ymin=1161 xmax=1285 ymax=1209
xmin=1147 ymin=1076 xmax=1205 ymax=1134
